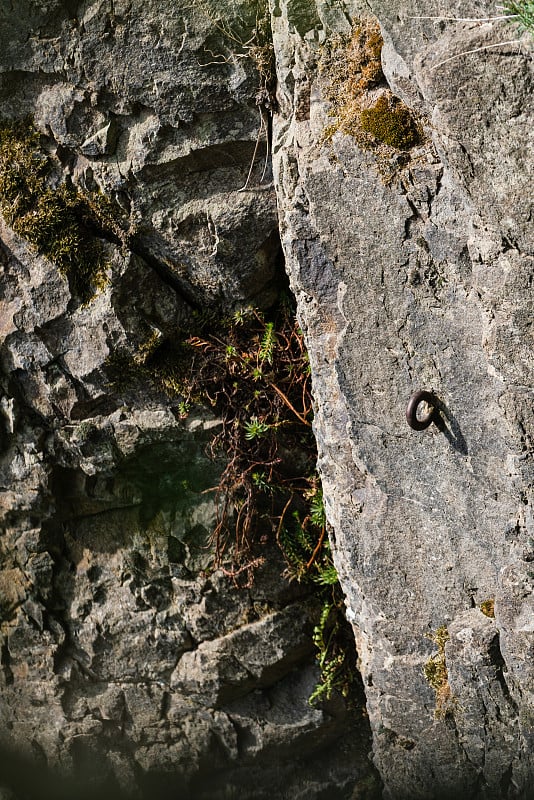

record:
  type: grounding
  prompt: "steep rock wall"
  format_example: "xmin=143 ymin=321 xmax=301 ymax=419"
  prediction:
xmin=0 ymin=2 xmax=374 ymax=798
xmin=271 ymin=0 xmax=533 ymax=797
xmin=1 ymin=0 xmax=532 ymax=797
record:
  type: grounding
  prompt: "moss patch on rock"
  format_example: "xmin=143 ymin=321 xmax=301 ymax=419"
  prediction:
xmin=0 ymin=118 xmax=123 ymax=303
xmin=360 ymin=93 xmax=421 ymax=150
xmin=319 ymin=18 xmax=423 ymax=178
xmin=423 ymin=626 xmax=454 ymax=719
xmin=480 ymin=598 xmax=495 ymax=618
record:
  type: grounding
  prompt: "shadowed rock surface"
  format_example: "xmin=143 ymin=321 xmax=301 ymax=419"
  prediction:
xmin=0 ymin=0 xmax=533 ymax=798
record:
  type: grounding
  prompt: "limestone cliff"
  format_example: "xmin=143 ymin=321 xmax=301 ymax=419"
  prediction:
xmin=0 ymin=2 xmax=373 ymax=798
xmin=271 ymin=0 xmax=533 ymax=797
xmin=0 ymin=1 xmax=533 ymax=799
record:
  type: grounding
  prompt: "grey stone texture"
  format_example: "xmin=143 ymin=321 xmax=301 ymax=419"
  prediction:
xmin=271 ymin=0 xmax=533 ymax=797
xmin=0 ymin=0 xmax=533 ymax=798
xmin=0 ymin=1 xmax=374 ymax=798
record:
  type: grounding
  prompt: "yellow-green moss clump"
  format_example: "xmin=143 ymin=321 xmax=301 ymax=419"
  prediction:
xmin=423 ymin=626 xmax=454 ymax=719
xmin=0 ymin=118 xmax=119 ymax=303
xmin=480 ymin=598 xmax=495 ymax=618
xmin=319 ymin=18 xmax=422 ymax=174
xmin=360 ymin=93 xmax=421 ymax=150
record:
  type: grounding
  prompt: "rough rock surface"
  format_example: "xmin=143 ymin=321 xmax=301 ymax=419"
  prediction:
xmin=271 ymin=0 xmax=533 ymax=797
xmin=0 ymin=2 xmax=375 ymax=798
xmin=1 ymin=0 xmax=533 ymax=798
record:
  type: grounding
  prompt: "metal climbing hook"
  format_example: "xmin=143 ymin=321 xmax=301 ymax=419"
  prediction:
xmin=406 ymin=390 xmax=437 ymax=431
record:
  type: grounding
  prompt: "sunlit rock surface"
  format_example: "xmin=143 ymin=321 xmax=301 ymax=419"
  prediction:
xmin=1 ymin=0 xmax=532 ymax=798
xmin=271 ymin=0 xmax=533 ymax=797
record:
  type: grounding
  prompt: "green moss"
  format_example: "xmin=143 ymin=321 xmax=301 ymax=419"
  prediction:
xmin=319 ymin=18 xmax=424 ymax=179
xmin=0 ymin=118 xmax=122 ymax=303
xmin=423 ymin=651 xmax=448 ymax=691
xmin=360 ymin=93 xmax=421 ymax=150
xmin=134 ymin=329 xmax=164 ymax=366
xmin=0 ymin=120 xmax=46 ymax=219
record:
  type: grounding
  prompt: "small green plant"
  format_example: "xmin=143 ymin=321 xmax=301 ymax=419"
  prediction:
xmin=251 ymin=471 xmax=274 ymax=493
xmin=177 ymin=401 xmax=191 ymax=419
xmin=423 ymin=626 xmax=454 ymax=719
xmin=244 ymin=415 xmax=271 ymax=440
xmin=258 ymin=321 xmax=277 ymax=364
xmin=278 ymin=489 xmax=325 ymax=583
xmin=313 ymin=563 xmax=339 ymax=587
xmin=308 ymin=601 xmax=353 ymax=705
xmin=309 ymin=487 xmax=326 ymax=528
xmin=233 ymin=307 xmax=254 ymax=326
xmin=504 ymin=0 xmax=534 ymax=33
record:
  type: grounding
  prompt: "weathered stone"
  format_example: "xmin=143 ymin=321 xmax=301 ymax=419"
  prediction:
xmin=170 ymin=602 xmax=314 ymax=704
xmin=271 ymin=1 xmax=533 ymax=797
xmin=0 ymin=2 xmax=374 ymax=798
xmin=2 ymin=0 xmax=531 ymax=797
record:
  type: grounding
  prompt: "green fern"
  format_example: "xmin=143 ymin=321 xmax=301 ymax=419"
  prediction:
xmin=292 ymin=511 xmax=316 ymax=551
xmin=313 ymin=563 xmax=338 ymax=586
xmin=312 ymin=602 xmax=334 ymax=657
xmin=309 ymin=601 xmax=350 ymax=705
xmin=259 ymin=321 xmax=276 ymax=364
xmin=278 ymin=524 xmax=310 ymax=578
xmin=310 ymin=488 xmax=326 ymax=528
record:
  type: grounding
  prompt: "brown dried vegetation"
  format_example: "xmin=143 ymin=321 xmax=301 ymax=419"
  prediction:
xmin=424 ymin=626 xmax=454 ymax=719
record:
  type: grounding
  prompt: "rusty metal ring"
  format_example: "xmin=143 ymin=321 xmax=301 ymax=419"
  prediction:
xmin=406 ymin=390 xmax=436 ymax=431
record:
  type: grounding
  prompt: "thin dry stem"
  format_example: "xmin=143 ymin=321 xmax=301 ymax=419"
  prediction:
xmin=430 ymin=37 xmax=523 ymax=69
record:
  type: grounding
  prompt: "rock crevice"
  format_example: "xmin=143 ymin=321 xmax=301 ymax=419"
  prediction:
xmin=0 ymin=1 xmax=532 ymax=798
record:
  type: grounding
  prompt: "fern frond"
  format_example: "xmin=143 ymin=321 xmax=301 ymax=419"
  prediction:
xmin=313 ymin=564 xmax=339 ymax=586
xmin=259 ymin=321 xmax=276 ymax=364
xmin=310 ymin=488 xmax=326 ymax=528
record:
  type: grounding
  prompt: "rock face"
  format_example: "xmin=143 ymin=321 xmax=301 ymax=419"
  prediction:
xmin=271 ymin=0 xmax=533 ymax=797
xmin=0 ymin=2 xmax=375 ymax=798
xmin=1 ymin=0 xmax=533 ymax=798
